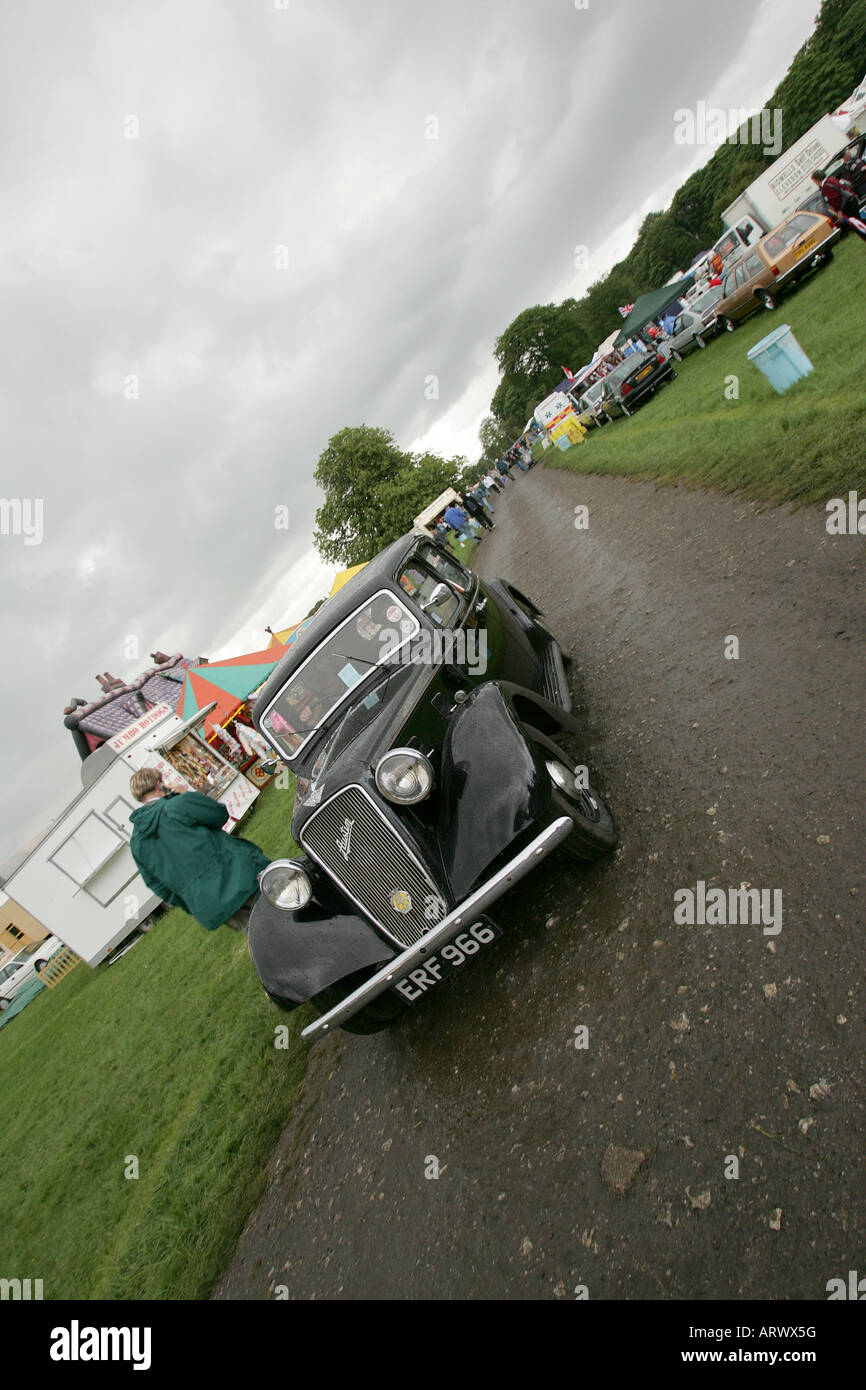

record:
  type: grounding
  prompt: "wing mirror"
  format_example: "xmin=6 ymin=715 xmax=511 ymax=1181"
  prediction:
xmin=420 ymin=582 xmax=453 ymax=612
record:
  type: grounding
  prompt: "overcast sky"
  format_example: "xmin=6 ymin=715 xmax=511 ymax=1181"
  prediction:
xmin=0 ymin=0 xmax=825 ymax=858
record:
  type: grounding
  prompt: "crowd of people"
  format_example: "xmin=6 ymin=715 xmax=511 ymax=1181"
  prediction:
xmin=432 ymin=442 xmax=536 ymax=546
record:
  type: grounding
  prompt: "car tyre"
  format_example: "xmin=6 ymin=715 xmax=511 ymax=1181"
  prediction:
xmin=758 ymin=290 xmax=776 ymax=310
xmin=0 ymin=997 xmax=9 ymax=1012
xmin=721 ymin=316 xmax=736 ymax=333
xmin=311 ymin=968 xmax=409 ymax=1034
xmin=545 ymin=760 xmax=618 ymax=863
xmin=35 ymin=959 xmax=48 ymax=973
xmin=695 ymin=334 xmax=706 ymax=349
xmin=672 ymin=349 xmax=683 ymax=362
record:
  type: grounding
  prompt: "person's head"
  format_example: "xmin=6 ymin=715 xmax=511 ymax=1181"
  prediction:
xmin=130 ymin=767 xmax=166 ymax=803
xmin=811 ymin=168 xmax=826 ymax=185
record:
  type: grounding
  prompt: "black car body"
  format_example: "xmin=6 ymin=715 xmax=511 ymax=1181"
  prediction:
xmin=247 ymin=532 xmax=617 ymax=1037
xmin=601 ymin=350 xmax=677 ymax=419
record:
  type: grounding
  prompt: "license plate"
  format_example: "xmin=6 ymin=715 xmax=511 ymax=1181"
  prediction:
xmin=635 ymin=365 xmax=653 ymax=381
xmin=390 ymin=916 xmax=502 ymax=1003
xmin=795 ymin=235 xmax=816 ymax=257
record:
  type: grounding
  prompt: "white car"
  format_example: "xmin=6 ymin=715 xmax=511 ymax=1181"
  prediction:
xmin=0 ymin=936 xmax=64 ymax=1011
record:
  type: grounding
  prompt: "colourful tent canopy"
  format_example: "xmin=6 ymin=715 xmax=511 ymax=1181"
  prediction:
xmin=269 ymin=623 xmax=301 ymax=647
xmin=267 ymin=614 xmax=318 ymax=649
xmin=179 ymin=644 xmax=287 ymax=724
xmin=330 ymin=562 xmax=367 ymax=596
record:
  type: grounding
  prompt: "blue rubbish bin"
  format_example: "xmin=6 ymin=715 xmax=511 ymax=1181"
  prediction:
xmin=746 ymin=324 xmax=813 ymax=394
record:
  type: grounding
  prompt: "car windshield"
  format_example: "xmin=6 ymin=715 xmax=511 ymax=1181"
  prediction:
xmin=764 ymin=215 xmax=818 ymax=256
xmin=307 ymin=664 xmax=400 ymax=782
xmin=261 ymin=590 xmax=420 ymax=761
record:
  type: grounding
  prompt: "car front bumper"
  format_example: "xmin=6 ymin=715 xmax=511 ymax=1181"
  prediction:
xmin=300 ymin=814 xmax=575 ymax=1038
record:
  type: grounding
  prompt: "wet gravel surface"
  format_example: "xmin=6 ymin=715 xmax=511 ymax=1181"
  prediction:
xmin=215 ymin=464 xmax=865 ymax=1301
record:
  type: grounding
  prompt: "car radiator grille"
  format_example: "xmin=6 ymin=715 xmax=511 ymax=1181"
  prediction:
xmin=299 ymin=784 xmax=442 ymax=948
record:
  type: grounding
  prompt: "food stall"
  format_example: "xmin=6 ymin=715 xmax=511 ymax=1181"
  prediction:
xmin=2 ymin=702 xmax=260 ymax=966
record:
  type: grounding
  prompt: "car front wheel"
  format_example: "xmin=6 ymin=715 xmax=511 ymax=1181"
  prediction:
xmin=545 ymin=759 xmax=618 ymax=862
xmin=721 ymin=316 xmax=736 ymax=332
xmin=672 ymin=349 xmax=683 ymax=362
xmin=695 ymin=333 xmax=706 ymax=349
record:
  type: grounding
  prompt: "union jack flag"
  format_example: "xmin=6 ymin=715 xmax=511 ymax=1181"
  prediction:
xmin=618 ymin=303 xmax=635 ymax=318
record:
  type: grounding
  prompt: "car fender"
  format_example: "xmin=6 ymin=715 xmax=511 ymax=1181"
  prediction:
xmin=248 ymin=889 xmax=396 ymax=1010
xmin=437 ymin=682 xmax=560 ymax=899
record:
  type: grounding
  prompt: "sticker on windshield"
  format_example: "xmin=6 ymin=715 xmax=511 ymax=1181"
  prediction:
xmin=386 ymin=604 xmax=402 ymax=622
xmin=338 ymin=662 xmax=363 ymax=688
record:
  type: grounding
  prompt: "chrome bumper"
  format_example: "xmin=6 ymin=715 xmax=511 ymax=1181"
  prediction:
xmin=300 ymin=815 xmax=574 ymax=1038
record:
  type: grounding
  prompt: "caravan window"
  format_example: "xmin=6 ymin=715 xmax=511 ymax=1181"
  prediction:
xmin=50 ymin=814 xmax=124 ymax=887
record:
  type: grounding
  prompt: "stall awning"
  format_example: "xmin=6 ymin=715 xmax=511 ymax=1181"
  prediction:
xmin=180 ymin=646 xmax=288 ymax=725
xmin=613 ymin=276 xmax=694 ymax=347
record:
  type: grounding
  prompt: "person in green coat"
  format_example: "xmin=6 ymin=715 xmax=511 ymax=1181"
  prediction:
xmin=128 ymin=767 xmax=269 ymax=932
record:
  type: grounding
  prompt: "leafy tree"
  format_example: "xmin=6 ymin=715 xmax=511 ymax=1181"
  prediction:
xmin=486 ymin=0 xmax=866 ymax=425
xmin=313 ymin=425 xmax=465 ymax=566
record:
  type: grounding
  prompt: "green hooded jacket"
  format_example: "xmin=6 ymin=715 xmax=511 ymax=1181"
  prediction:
xmin=129 ymin=791 xmax=269 ymax=931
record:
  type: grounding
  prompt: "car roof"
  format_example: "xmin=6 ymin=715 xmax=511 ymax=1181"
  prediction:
xmin=252 ymin=530 xmax=426 ymax=721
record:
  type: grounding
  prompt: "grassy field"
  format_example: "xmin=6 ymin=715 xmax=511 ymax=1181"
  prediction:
xmin=0 ymin=777 xmax=312 ymax=1300
xmin=541 ymin=234 xmax=866 ymax=503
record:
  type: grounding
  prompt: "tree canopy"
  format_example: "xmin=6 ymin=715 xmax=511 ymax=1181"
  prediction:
xmin=485 ymin=0 xmax=866 ymax=437
xmin=313 ymin=424 xmax=471 ymax=566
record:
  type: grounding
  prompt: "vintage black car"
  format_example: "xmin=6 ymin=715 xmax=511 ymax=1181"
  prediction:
xmin=247 ymin=531 xmax=617 ymax=1037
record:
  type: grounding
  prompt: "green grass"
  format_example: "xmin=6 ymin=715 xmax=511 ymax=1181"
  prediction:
xmin=541 ymin=235 xmax=866 ymax=503
xmin=446 ymin=532 xmax=480 ymax=563
xmin=0 ymin=778 xmax=312 ymax=1300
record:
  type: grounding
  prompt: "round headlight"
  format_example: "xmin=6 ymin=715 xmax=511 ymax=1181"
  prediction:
xmin=375 ymin=748 xmax=434 ymax=804
xmin=259 ymin=860 xmax=312 ymax=911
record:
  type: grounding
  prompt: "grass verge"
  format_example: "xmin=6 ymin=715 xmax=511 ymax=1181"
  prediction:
xmin=0 ymin=777 xmax=311 ymax=1300
xmin=540 ymin=235 xmax=866 ymax=505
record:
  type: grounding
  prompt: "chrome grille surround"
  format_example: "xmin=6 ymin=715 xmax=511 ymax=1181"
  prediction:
xmin=299 ymin=784 xmax=442 ymax=948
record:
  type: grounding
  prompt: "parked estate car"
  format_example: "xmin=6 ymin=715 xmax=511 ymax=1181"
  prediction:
xmin=574 ymin=379 xmax=610 ymax=429
xmin=600 ymin=350 xmax=677 ymax=419
xmin=714 ymin=211 xmax=839 ymax=331
xmin=0 ymin=936 xmax=63 ymax=1011
xmin=658 ymin=287 xmax=724 ymax=361
xmin=247 ymin=532 xmax=617 ymax=1036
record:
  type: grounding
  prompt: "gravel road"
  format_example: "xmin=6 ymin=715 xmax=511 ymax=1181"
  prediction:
xmin=215 ymin=463 xmax=865 ymax=1301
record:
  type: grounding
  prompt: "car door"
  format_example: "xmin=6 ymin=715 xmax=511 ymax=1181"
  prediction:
xmin=724 ymin=260 xmax=753 ymax=319
xmin=674 ymin=312 xmax=695 ymax=349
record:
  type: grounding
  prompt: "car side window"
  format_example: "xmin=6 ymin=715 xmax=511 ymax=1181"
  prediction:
xmin=735 ymin=262 xmax=748 ymax=287
xmin=398 ymin=561 xmax=461 ymax=627
xmin=417 ymin=542 xmax=470 ymax=592
xmin=722 ymin=272 xmax=735 ymax=296
xmin=744 ymin=254 xmax=762 ymax=275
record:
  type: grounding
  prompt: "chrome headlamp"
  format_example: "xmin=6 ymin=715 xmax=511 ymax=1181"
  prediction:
xmin=258 ymin=860 xmax=312 ymax=911
xmin=375 ymin=748 xmax=434 ymax=805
